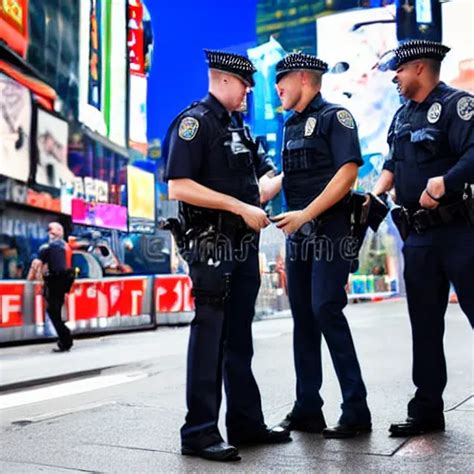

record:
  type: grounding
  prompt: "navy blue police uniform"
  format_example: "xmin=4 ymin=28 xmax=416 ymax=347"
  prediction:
xmin=39 ymin=238 xmax=73 ymax=351
xmin=275 ymin=53 xmax=371 ymax=436
xmin=164 ymin=50 xmax=289 ymax=459
xmin=379 ymin=40 xmax=474 ymax=436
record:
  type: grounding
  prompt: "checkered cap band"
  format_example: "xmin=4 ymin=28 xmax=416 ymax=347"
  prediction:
xmin=204 ymin=49 xmax=256 ymax=86
xmin=276 ymin=53 xmax=328 ymax=82
xmin=384 ymin=40 xmax=450 ymax=70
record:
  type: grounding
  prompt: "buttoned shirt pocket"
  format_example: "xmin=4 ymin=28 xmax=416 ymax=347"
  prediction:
xmin=411 ymin=128 xmax=445 ymax=166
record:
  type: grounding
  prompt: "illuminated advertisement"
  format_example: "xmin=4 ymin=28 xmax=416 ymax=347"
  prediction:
xmin=88 ymin=0 xmax=102 ymax=109
xmin=35 ymin=108 xmax=74 ymax=189
xmin=78 ymin=0 xmax=107 ymax=135
xmin=317 ymin=5 xmax=400 ymax=170
xmin=0 ymin=73 xmax=31 ymax=183
xmin=127 ymin=165 xmax=155 ymax=233
xmin=105 ymin=0 xmax=127 ymax=147
xmin=0 ymin=0 xmax=29 ymax=57
xmin=0 ymin=176 xmax=63 ymax=213
xmin=27 ymin=186 xmax=62 ymax=212
xmin=316 ymin=6 xmax=402 ymax=289
xmin=128 ymin=0 xmax=145 ymax=76
xmin=442 ymin=0 xmax=474 ymax=93
xmin=248 ymin=38 xmax=287 ymax=214
xmin=71 ymin=198 xmax=128 ymax=231
xmin=127 ymin=0 xmax=149 ymax=155
xmin=128 ymin=74 xmax=148 ymax=154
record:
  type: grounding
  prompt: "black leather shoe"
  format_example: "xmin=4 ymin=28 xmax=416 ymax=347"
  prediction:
xmin=229 ymin=426 xmax=292 ymax=447
xmin=181 ymin=442 xmax=240 ymax=462
xmin=52 ymin=345 xmax=72 ymax=353
xmin=279 ymin=412 xmax=327 ymax=433
xmin=389 ymin=417 xmax=445 ymax=437
xmin=323 ymin=422 xmax=372 ymax=439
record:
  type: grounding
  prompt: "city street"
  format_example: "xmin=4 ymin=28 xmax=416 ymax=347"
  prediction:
xmin=0 ymin=299 xmax=472 ymax=473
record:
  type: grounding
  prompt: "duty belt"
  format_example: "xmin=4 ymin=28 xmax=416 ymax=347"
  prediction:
xmin=413 ymin=198 xmax=473 ymax=232
xmin=393 ymin=196 xmax=474 ymax=238
xmin=296 ymin=192 xmax=388 ymax=238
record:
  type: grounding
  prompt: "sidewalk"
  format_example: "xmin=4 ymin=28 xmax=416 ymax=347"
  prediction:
xmin=0 ymin=299 xmax=472 ymax=473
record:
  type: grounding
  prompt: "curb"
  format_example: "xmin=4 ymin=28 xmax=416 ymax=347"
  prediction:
xmin=0 ymin=366 xmax=118 ymax=394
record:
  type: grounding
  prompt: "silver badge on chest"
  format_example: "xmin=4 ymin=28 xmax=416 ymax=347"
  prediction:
xmin=427 ymin=102 xmax=442 ymax=124
xmin=230 ymin=132 xmax=250 ymax=154
xmin=304 ymin=117 xmax=317 ymax=136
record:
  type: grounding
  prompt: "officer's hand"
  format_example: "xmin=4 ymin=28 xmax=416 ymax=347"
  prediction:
xmin=426 ymin=176 xmax=445 ymax=200
xmin=272 ymin=210 xmax=308 ymax=235
xmin=239 ymin=204 xmax=271 ymax=231
xmin=419 ymin=190 xmax=440 ymax=209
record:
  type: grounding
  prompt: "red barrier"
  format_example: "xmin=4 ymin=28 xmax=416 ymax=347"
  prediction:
xmin=100 ymin=278 xmax=147 ymax=317
xmin=0 ymin=275 xmax=194 ymax=342
xmin=154 ymin=275 xmax=194 ymax=313
xmin=65 ymin=277 xmax=148 ymax=325
xmin=0 ymin=282 xmax=25 ymax=328
xmin=33 ymin=282 xmax=45 ymax=325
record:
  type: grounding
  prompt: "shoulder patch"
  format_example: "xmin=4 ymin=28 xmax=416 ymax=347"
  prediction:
xmin=456 ymin=96 xmax=473 ymax=121
xmin=178 ymin=117 xmax=200 ymax=140
xmin=427 ymin=102 xmax=442 ymax=123
xmin=336 ymin=110 xmax=355 ymax=129
xmin=304 ymin=117 xmax=317 ymax=136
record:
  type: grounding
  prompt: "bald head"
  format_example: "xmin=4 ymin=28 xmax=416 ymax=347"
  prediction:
xmin=48 ymin=222 xmax=64 ymax=242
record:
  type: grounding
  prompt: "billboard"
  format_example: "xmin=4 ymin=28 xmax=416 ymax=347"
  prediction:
xmin=316 ymin=6 xmax=402 ymax=285
xmin=441 ymin=0 xmax=474 ymax=93
xmin=128 ymin=74 xmax=148 ymax=153
xmin=87 ymin=0 xmax=102 ymax=110
xmin=0 ymin=73 xmax=31 ymax=183
xmin=317 ymin=5 xmax=400 ymax=163
xmin=71 ymin=199 xmax=128 ymax=231
xmin=105 ymin=0 xmax=127 ymax=147
xmin=127 ymin=165 xmax=155 ymax=233
xmin=0 ymin=176 xmax=63 ymax=213
xmin=127 ymin=0 xmax=149 ymax=155
xmin=35 ymin=108 xmax=74 ymax=188
xmin=78 ymin=0 xmax=107 ymax=135
xmin=0 ymin=0 xmax=29 ymax=57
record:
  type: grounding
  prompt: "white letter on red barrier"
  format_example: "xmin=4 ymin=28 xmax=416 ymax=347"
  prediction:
xmin=34 ymin=294 xmax=44 ymax=325
xmin=1 ymin=295 xmax=21 ymax=324
xmin=131 ymin=290 xmax=142 ymax=316
xmin=171 ymin=281 xmax=183 ymax=312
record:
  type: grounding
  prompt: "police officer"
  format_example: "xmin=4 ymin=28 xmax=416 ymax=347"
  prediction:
xmin=272 ymin=53 xmax=371 ymax=438
xmin=38 ymin=222 xmax=74 ymax=352
xmin=164 ymin=49 xmax=290 ymax=462
xmin=373 ymin=40 xmax=474 ymax=436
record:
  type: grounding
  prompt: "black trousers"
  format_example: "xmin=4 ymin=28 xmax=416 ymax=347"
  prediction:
xmin=180 ymin=243 xmax=266 ymax=450
xmin=45 ymin=284 xmax=72 ymax=349
xmin=286 ymin=213 xmax=370 ymax=425
xmin=403 ymin=223 xmax=474 ymax=421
